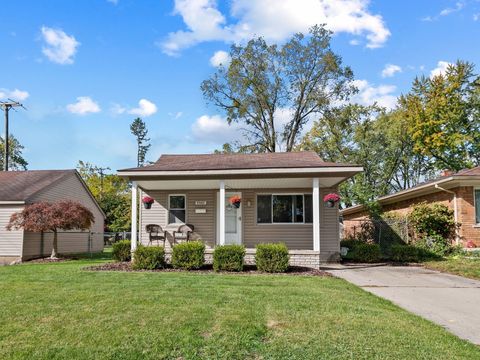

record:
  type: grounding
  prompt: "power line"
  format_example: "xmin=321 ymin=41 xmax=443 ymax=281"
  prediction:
xmin=0 ymin=100 xmax=26 ymax=171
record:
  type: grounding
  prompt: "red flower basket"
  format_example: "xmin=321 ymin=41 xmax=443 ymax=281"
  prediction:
xmin=142 ymin=196 xmax=154 ymax=209
xmin=228 ymin=195 xmax=241 ymax=208
xmin=323 ymin=193 xmax=340 ymax=208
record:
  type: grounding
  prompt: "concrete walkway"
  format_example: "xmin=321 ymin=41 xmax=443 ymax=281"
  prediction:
xmin=324 ymin=264 xmax=480 ymax=344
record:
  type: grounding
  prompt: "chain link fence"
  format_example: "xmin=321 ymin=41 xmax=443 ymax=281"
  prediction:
xmin=341 ymin=217 xmax=411 ymax=253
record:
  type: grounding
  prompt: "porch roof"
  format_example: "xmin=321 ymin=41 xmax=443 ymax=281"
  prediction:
xmin=118 ymin=152 xmax=362 ymax=188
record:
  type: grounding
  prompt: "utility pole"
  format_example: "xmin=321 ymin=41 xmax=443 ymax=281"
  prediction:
xmin=96 ymin=166 xmax=111 ymax=200
xmin=1 ymin=100 xmax=25 ymax=171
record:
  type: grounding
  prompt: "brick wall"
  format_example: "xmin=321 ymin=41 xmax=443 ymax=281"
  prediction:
xmin=342 ymin=186 xmax=480 ymax=247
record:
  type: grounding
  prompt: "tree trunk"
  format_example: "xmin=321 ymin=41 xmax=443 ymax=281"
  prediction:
xmin=50 ymin=230 xmax=58 ymax=259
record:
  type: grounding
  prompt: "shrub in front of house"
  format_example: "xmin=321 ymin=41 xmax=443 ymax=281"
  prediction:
xmin=390 ymin=244 xmax=420 ymax=263
xmin=213 ymin=245 xmax=246 ymax=272
xmin=112 ymin=240 xmax=131 ymax=262
xmin=171 ymin=241 xmax=205 ymax=270
xmin=255 ymin=243 xmax=289 ymax=273
xmin=349 ymin=243 xmax=381 ymax=263
xmin=132 ymin=246 xmax=166 ymax=270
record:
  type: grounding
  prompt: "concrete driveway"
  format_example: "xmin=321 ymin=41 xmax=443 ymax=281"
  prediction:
xmin=325 ymin=264 xmax=480 ymax=344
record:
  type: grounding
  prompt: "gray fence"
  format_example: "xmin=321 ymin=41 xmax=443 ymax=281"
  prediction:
xmin=342 ymin=218 xmax=410 ymax=251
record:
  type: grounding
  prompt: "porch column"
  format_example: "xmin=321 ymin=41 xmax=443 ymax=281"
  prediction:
xmin=131 ymin=181 xmax=138 ymax=253
xmin=219 ymin=180 xmax=226 ymax=245
xmin=312 ymin=178 xmax=320 ymax=252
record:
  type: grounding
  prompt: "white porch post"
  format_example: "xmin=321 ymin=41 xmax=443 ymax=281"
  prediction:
xmin=131 ymin=181 xmax=138 ymax=253
xmin=312 ymin=177 xmax=320 ymax=252
xmin=219 ymin=180 xmax=226 ymax=245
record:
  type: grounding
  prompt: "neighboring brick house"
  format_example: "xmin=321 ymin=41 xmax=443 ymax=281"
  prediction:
xmin=341 ymin=167 xmax=480 ymax=248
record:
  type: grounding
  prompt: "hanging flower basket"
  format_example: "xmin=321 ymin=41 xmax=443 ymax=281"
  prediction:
xmin=142 ymin=196 xmax=154 ymax=209
xmin=228 ymin=195 xmax=241 ymax=208
xmin=323 ymin=193 xmax=340 ymax=208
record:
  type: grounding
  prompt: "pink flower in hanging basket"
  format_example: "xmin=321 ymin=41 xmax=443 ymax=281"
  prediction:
xmin=142 ymin=196 xmax=154 ymax=204
xmin=229 ymin=195 xmax=241 ymax=206
xmin=323 ymin=193 xmax=340 ymax=203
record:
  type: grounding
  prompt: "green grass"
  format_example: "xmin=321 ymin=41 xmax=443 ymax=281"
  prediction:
xmin=1 ymin=255 xmax=479 ymax=359
xmin=424 ymin=255 xmax=480 ymax=280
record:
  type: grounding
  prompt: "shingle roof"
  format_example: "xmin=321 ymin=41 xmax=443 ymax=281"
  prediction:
xmin=0 ymin=170 xmax=75 ymax=201
xmin=119 ymin=152 xmax=357 ymax=172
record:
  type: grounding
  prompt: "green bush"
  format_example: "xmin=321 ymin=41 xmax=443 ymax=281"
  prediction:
xmin=213 ymin=245 xmax=245 ymax=272
xmin=255 ymin=243 xmax=289 ymax=273
xmin=112 ymin=240 xmax=131 ymax=262
xmin=171 ymin=241 xmax=205 ymax=270
xmin=340 ymin=239 xmax=361 ymax=250
xmin=349 ymin=243 xmax=381 ymax=263
xmin=409 ymin=202 xmax=456 ymax=239
xmin=416 ymin=235 xmax=452 ymax=257
xmin=390 ymin=244 xmax=420 ymax=263
xmin=132 ymin=246 xmax=165 ymax=270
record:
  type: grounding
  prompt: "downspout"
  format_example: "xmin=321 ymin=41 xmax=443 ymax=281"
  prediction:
xmin=434 ymin=184 xmax=459 ymax=245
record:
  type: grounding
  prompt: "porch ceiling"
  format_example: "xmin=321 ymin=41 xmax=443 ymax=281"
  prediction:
xmin=136 ymin=177 xmax=346 ymax=190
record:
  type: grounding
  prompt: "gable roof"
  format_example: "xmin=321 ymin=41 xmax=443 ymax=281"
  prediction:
xmin=119 ymin=152 xmax=357 ymax=172
xmin=0 ymin=170 xmax=105 ymax=218
xmin=341 ymin=166 xmax=480 ymax=216
xmin=0 ymin=170 xmax=74 ymax=202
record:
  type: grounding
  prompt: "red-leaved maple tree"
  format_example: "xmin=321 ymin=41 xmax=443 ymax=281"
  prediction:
xmin=7 ymin=200 xmax=95 ymax=259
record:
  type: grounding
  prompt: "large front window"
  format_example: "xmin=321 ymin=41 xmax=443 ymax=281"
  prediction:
xmin=475 ymin=189 xmax=480 ymax=224
xmin=257 ymin=194 xmax=312 ymax=224
xmin=169 ymin=195 xmax=186 ymax=223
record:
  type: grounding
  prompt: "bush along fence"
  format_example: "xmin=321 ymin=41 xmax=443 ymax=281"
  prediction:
xmin=341 ymin=202 xmax=461 ymax=262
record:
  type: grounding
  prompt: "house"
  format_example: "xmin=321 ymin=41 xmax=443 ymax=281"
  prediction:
xmin=0 ymin=170 xmax=105 ymax=264
xmin=118 ymin=152 xmax=362 ymax=268
xmin=341 ymin=167 xmax=480 ymax=247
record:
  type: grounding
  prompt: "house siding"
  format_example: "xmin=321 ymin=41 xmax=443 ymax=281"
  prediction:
xmin=22 ymin=173 xmax=104 ymax=259
xmin=342 ymin=185 xmax=480 ymax=247
xmin=0 ymin=204 xmax=24 ymax=264
xmin=140 ymin=187 xmax=340 ymax=260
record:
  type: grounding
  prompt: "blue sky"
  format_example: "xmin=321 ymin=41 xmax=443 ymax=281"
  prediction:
xmin=1 ymin=0 xmax=479 ymax=171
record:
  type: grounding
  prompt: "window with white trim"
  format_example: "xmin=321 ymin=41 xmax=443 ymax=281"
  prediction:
xmin=257 ymin=194 xmax=313 ymax=224
xmin=169 ymin=195 xmax=186 ymax=223
xmin=475 ymin=188 xmax=480 ymax=224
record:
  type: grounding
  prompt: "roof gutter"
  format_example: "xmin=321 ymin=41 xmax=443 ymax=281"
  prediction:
xmin=434 ymin=184 xmax=460 ymax=245
xmin=0 ymin=201 xmax=25 ymax=205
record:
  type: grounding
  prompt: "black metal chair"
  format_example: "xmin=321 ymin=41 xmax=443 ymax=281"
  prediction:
xmin=146 ymin=224 xmax=166 ymax=246
xmin=173 ymin=224 xmax=195 ymax=244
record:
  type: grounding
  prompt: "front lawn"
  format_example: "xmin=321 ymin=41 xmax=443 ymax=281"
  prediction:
xmin=1 ymin=255 xmax=479 ymax=359
xmin=423 ymin=254 xmax=480 ymax=280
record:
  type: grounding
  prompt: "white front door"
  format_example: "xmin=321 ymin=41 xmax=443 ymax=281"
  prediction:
xmin=217 ymin=192 xmax=242 ymax=245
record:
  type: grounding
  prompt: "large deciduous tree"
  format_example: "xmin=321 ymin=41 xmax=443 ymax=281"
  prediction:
xmin=130 ymin=117 xmax=151 ymax=166
xmin=0 ymin=135 xmax=28 ymax=170
xmin=399 ymin=60 xmax=480 ymax=171
xmin=77 ymin=161 xmax=131 ymax=232
xmin=201 ymin=25 xmax=355 ymax=152
xmin=7 ymin=201 xmax=95 ymax=259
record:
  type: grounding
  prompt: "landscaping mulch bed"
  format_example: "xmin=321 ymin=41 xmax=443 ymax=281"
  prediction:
xmin=28 ymin=257 xmax=73 ymax=264
xmin=84 ymin=262 xmax=331 ymax=277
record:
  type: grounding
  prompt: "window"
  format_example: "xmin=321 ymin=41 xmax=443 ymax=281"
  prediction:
xmin=257 ymin=194 xmax=313 ymax=224
xmin=475 ymin=189 xmax=480 ymax=224
xmin=169 ymin=195 xmax=186 ymax=223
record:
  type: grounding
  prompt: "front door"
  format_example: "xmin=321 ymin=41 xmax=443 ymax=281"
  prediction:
xmin=218 ymin=192 xmax=242 ymax=245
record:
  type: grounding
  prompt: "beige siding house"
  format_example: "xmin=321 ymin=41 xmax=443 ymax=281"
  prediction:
xmin=0 ymin=170 xmax=105 ymax=264
xmin=119 ymin=152 xmax=362 ymax=268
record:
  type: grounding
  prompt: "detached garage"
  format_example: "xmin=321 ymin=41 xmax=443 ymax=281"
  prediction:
xmin=0 ymin=170 xmax=105 ymax=264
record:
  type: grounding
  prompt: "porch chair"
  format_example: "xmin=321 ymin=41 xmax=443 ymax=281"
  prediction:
xmin=173 ymin=224 xmax=195 ymax=244
xmin=146 ymin=224 xmax=166 ymax=246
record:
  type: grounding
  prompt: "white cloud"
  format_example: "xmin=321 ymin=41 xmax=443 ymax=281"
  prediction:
xmin=381 ymin=64 xmax=402 ymax=78
xmin=169 ymin=111 xmax=183 ymax=119
xmin=473 ymin=13 xmax=479 ymax=21
xmin=128 ymin=99 xmax=158 ymax=117
xmin=0 ymin=88 xmax=29 ymax=101
xmin=110 ymin=103 xmax=126 ymax=115
xmin=430 ymin=61 xmax=452 ymax=78
xmin=107 ymin=0 xmax=118 ymax=4
xmin=66 ymin=96 xmax=101 ymax=115
xmin=41 ymin=26 xmax=80 ymax=65
xmin=351 ymin=79 xmax=397 ymax=110
xmin=191 ymin=114 xmax=239 ymax=143
xmin=422 ymin=1 xmax=465 ymax=21
xmin=161 ymin=0 xmax=390 ymax=56
xmin=210 ymin=50 xmax=231 ymax=67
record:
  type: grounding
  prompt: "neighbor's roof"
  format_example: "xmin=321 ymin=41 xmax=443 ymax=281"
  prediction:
xmin=341 ymin=166 xmax=480 ymax=216
xmin=119 ymin=152 xmax=358 ymax=172
xmin=0 ymin=170 xmax=76 ymax=202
